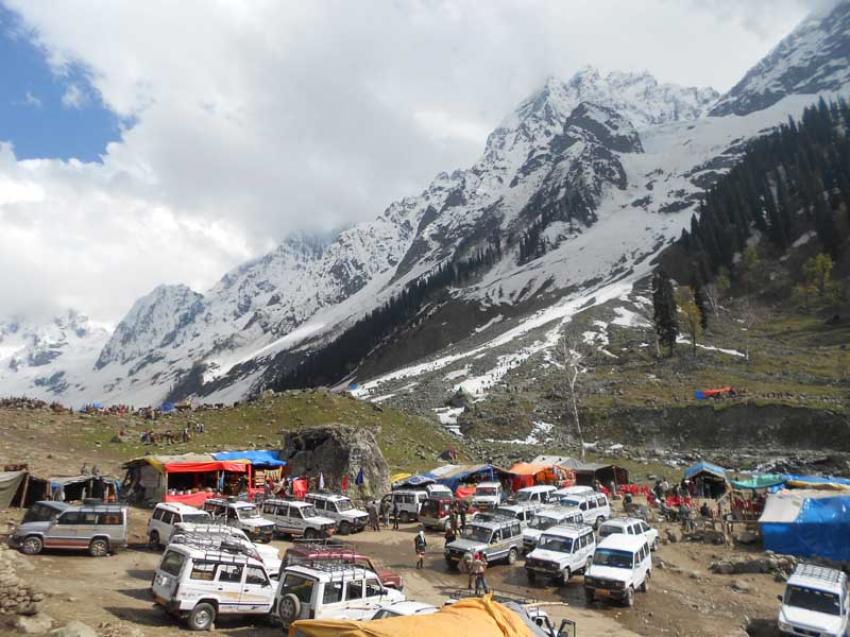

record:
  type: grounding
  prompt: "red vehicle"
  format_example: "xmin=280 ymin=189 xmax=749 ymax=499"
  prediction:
xmin=419 ymin=497 xmax=455 ymax=531
xmin=281 ymin=541 xmax=404 ymax=590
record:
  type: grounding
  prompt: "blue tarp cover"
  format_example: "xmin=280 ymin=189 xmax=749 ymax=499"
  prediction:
xmin=212 ymin=450 xmax=287 ymax=468
xmin=394 ymin=474 xmax=437 ymax=488
xmin=684 ymin=461 xmax=727 ymax=480
xmin=761 ymin=495 xmax=850 ymax=562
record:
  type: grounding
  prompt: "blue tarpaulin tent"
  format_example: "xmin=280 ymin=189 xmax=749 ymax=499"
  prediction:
xmin=760 ymin=492 xmax=850 ymax=562
xmin=684 ymin=461 xmax=727 ymax=481
xmin=212 ymin=450 xmax=287 ymax=468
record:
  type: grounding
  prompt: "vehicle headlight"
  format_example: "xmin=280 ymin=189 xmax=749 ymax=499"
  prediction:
xmin=613 ymin=580 xmax=625 ymax=589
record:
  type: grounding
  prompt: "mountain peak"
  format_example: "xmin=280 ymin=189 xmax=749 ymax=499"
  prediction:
xmin=710 ymin=0 xmax=850 ymax=116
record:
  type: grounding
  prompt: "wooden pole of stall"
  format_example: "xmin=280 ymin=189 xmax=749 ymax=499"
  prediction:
xmin=18 ymin=472 xmax=31 ymax=508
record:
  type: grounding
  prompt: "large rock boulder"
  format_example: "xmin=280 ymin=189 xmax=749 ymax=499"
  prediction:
xmin=281 ymin=424 xmax=390 ymax=498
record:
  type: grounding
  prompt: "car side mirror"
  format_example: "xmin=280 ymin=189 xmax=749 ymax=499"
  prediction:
xmin=777 ymin=594 xmax=783 ymax=602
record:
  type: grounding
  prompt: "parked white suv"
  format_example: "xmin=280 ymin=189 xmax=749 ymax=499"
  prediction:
xmin=169 ymin=523 xmax=282 ymax=576
xmin=512 ymin=485 xmax=557 ymax=506
xmin=147 ymin=503 xmax=211 ymax=548
xmin=778 ymin=563 xmax=849 ymax=637
xmin=471 ymin=482 xmax=503 ymax=511
xmin=151 ymin=543 xmax=276 ymax=631
xmin=305 ymin=493 xmax=369 ymax=535
xmin=598 ymin=517 xmax=659 ymax=551
xmin=202 ymin=498 xmax=275 ymax=543
xmin=261 ymin=499 xmax=336 ymax=540
xmin=382 ymin=490 xmax=428 ymax=523
xmin=275 ymin=564 xmax=405 ymax=628
xmin=525 ymin=524 xmax=596 ymax=585
xmin=584 ymin=535 xmax=651 ymax=607
xmin=522 ymin=507 xmax=584 ymax=553
xmin=556 ymin=493 xmax=610 ymax=528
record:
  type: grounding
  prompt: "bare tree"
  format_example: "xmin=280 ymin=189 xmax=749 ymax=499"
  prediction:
xmin=560 ymin=334 xmax=586 ymax=461
xmin=703 ymin=283 xmax=721 ymax=319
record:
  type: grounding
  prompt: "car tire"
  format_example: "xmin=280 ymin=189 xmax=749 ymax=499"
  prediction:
xmin=640 ymin=571 xmax=650 ymax=592
xmin=278 ymin=593 xmax=301 ymax=628
xmin=584 ymin=589 xmax=594 ymax=605
xmin=304 ymin=528 xmax=318 ymax=540
xmin=625 ymin=586 xmax=635 ymax=607
xmin=338 ymin=521 xmax=352 ymax=536
xmin=189 ymin=602 xmax=216 ymax=631
xmin=399 ymin=511 xmax=410 ymax=524
xmin=507 ymin=548 xmax=518 ymax=565
xmin=89 ymin=538 xmax=109 ymax=558
xmin=526 ymin=570 xmax=536 ymax=584
xmin=21 ymin=535 xmax=43 ymax=556
xmin=148 ymin=530 xmax=160 ymax=549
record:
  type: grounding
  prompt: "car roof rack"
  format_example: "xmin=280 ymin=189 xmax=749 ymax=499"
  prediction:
xmin=795 ymin=563 xmax=845 ymax=583
xmin=289 ymin=561 xmax=370 ymax=581
xmin=172 ymin=529 xmax=262 ymax=563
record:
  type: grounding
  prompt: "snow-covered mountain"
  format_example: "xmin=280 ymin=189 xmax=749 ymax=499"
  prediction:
xmin=0 ymin=311 xmax=110 ymax=399
xmin=711 ymin=0 xmax=850 ymax=116
xmin=2 ymin=1 xmax=850 ymax=408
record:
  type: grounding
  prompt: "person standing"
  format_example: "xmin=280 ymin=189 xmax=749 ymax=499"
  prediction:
xmin=459 ymin=503 xmax=467 ymax=531
xmin=392 ymin=500 xmax=400 ymax=530
xmin=472 ymin=551 xmax=489 ymax=595
xmin=444 ymin=524 xmax=456 ymax=548
xmin=367 ymin=500 xmax=379 ymax=531
xmin=380 ymin=497 xmax=390 ymax=528
xmin=414 ymin=527 xmax=427 ymax=569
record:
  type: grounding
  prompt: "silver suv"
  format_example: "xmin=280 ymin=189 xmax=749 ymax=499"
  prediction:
xmin=9 ymin=503 xmax=128 ymax=557
xmin=444 ymin=516 xmax=523 ymax=568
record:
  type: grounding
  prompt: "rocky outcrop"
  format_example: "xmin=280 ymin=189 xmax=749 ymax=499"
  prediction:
xmin=281 ymin=424 xmax=390 ymax=498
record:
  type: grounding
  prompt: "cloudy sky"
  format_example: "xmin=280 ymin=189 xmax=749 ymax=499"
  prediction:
xmin=0 ymin=0 xmax=819 ymax=324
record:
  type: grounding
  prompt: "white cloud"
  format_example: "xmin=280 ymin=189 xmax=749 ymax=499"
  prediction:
xmin=0 ymin=0 xmax=811 ymax=323
xmin=60 ymin=82 xmax=86 ymax=109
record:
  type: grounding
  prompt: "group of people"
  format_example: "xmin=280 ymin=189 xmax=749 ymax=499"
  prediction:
xmin=139 ymin=422 xmax=205 ymax=445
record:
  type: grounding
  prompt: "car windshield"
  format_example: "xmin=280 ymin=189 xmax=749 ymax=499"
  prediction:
xmin=301 ymin=506 xmax=319 ymax=518
xmin=462 ymin=526 xmax=492 ymax=543
xmin=237 ymin=505 xmax=260 ymax=519
xmin=528 ymin=515 xmax=556 ymax=531
xmin=182 ymin=513 xmax=210 ymax=524
xmin=538 ymin=535 xmax=573 ymax=553
xmin=515 ymin=491 xmax=534 ymax=501
xmin=336 ymin=499 xmax=354 ymax=512
xmin=784 ymin=585 xmax=841 ymax=616
xmin=593 ymin=549 xmax=634 ymax=569
xmin=560 ymin=499 xmax=581 ymax=508
xmin=598 ymin=526 xmax=623 ymax=537
xmin=475 ymin=487 xmax=498 ymax=496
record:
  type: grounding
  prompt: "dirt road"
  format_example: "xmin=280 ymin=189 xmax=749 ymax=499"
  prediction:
xmin=0 ymin=507 xmax=787 ymax=637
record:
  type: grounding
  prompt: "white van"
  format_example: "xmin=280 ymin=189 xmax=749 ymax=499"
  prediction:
xmin=512 ymin=485 xmax=557 ymax=506
xmin=525 ymin=524 xmax=596 ymax=585
xmin=147 ymin=503 xmax=211 ymax=548
xmin=584 ymin=534 xmax=651 ymax=607
xmin=382 ymin=490 xmax=428 ymax=523
xmin=778 ymin=564 xmax=849 ymax=637
xmin=305 ymin=493 xmax=369 ymax=535
xmin=553 ymin=485 xmax=596 ymax=498
xmin=276 ymin=564 xmax=405 ymax=628
xmin=151 ymin=544 xmax=276 ymax=631
xmin=556 ymin=493 xmax=610 ymax=528
xmin=471 ymin=482 xmax=503 ymax=511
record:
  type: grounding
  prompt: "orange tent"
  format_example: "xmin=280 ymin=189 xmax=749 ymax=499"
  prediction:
xmin=509 ymin=462 xmax=574 ymax=491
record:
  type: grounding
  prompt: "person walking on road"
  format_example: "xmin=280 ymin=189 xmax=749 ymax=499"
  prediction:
xmin=414 ymin=527 xmax=427 ymax=569
xmin=380 ymin=498 xmax=390 ymax=528
xmin=472 ymin=551 xmax=489 ymax=595
xmin=367 ymin=500 xmax=379 ymax=531
xmin=392 ymin=501 xmax=400 ymax=530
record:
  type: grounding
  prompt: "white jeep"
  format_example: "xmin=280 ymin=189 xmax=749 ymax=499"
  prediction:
xmin=260 ymin=499 xmax=336 ymax=540
xmin=522 ymin=507 xmax=584 ymax=553
xmin=305 ymin=493 xmax=369 ymax=535
xmin=147 ymin=502 xmax=211 ymax=548
xmin=598 ymin=517 xmax=659 ymax=551
xmin=151 ymin=543 xmax=276 ymax=631
xmin=584 ymin=534 xmax=652 ymax=607
xmin=525 ymin=524 xmax=595 ymax=585
xmin=169 ymin=522 xmax=282 ymax=577
xmin=778 ymin=563 xmax=849 ymax=637
xmin=471 ymin=482 xmax=503 ymax=511
xmin=202 ymin=498 xmax=275 ymax=543
xmin=275 ymin=564 xmax=405 ymax=628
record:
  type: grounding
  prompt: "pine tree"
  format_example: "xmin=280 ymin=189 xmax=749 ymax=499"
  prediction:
xmin=652 ymin=269 xmax=679 ymax=357
xmin=693 ymin=284 xmax=709 ymax=330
